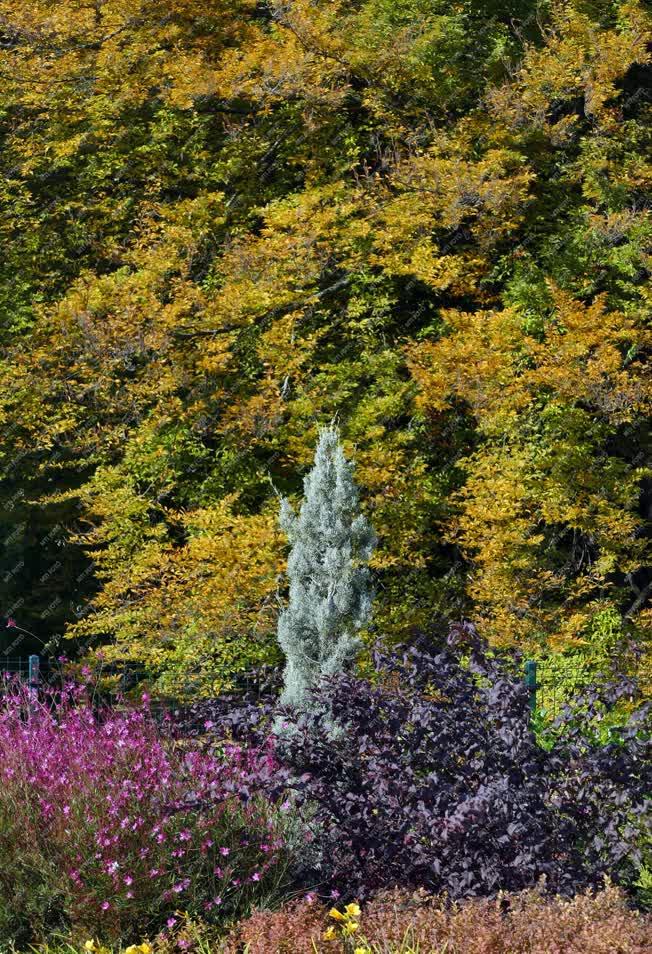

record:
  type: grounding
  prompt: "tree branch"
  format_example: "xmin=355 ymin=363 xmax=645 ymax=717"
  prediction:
xmin=624 ymin=578 xmax=652 ymax=619
xmin=172 ymin=275 xmax=352 ymax=340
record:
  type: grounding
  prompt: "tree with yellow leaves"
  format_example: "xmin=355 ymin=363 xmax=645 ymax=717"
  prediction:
xmin=0 ymin=0 xmax=649 ymax=691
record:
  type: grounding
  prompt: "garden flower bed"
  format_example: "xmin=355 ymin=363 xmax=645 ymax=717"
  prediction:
xmin=0 ymin=625 xmax=649 ymax=951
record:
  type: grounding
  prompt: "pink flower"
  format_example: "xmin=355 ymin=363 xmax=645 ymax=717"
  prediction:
xmin=0 ymin=675 xmax=287 ymax=931
xmin=6 ymin=618 xmax=16 ymax=628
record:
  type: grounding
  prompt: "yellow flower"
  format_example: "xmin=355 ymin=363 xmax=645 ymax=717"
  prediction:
xmin=125 ymin=947 xmax=140 ymax=954
xmin=343 ymin=921 xmax=359 ymax=934
xmin=323 ymin=926 xmax=337 ymax=941
xmin=345 ymin=902 xmax=361 ymax=917
xmin=354 ymin=948 xmax=371 ymax=954
xmin=329 ymin=907 xmax=346 ymax=921
xmin=139 ymin=945 xmax=153 ymax=954
xmin=84 ymin=943 xmax=96 ymax=953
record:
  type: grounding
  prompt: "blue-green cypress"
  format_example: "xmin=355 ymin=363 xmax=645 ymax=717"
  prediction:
xmin=276 ymin=425 xmax=376 ymax=711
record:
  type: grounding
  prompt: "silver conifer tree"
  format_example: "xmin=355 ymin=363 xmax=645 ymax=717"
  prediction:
xmin=276 ymin=424 xmax=376 ymax=711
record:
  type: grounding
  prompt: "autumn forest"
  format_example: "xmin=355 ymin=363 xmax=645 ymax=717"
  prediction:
xmin=0 ymin=0 xmax=650 ymax=696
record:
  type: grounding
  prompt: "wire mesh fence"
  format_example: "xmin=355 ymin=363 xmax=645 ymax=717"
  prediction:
xmin=0 ymin=657 xmax=31 ymax=678
xmin=524 ymin=654 xmax=649 ymax=721
xmin=0 ymin=652 xmax=645 ymax=724
xmin=0 ymin=655 xmax=53 ymax=680
xmin=529 ymin=658 xmax=579 ymax=720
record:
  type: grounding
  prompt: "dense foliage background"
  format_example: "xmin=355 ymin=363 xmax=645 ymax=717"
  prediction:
xmin=0 ymin=0 xmax=650 ymax=695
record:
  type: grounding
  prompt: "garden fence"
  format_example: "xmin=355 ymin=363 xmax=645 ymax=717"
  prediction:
xmin=1 ymin=653 xmax=644 ymax=722
xmin=523 ymin=655 xmax=650 ymax=720
xmin=525 ymin=657 xmax=584 ymax=718
xmin=1 ymin=654 xmax=51 ymax=685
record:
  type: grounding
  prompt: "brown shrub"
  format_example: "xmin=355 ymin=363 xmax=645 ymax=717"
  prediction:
xmin=224 ymin=883 xmax=652 ymax=954
xmin=223 ymin=897 xmax=336 ymax=954
xmin=360 ymin=882 xmax=652 ymax=954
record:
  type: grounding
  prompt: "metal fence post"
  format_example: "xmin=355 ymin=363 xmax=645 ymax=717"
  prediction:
xmin=524 ymin=659 xmax=537 ymax=715
xmin=28 ymin=654 xmax=40 ymax=710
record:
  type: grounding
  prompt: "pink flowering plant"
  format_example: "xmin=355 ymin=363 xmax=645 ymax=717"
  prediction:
xmin=0 ymin=679 xmax=292 ymax=944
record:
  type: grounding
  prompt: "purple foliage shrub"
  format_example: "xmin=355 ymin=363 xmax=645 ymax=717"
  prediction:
xmin=160 ymin=664 xmax=281 ymax=746
xmin=0 ymin=680 xmax=291 ymax=944
xmin=269 ymin=623 xmax=651 ymax=901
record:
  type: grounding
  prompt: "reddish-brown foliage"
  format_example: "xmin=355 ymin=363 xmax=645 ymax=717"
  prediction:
xmin=224 ymin=898 xmax=329 ymax=954
xmin=226 ymin=883 xmax=652 ymax=953
xmin=361 ymin=882 xmax=652 ymax=953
